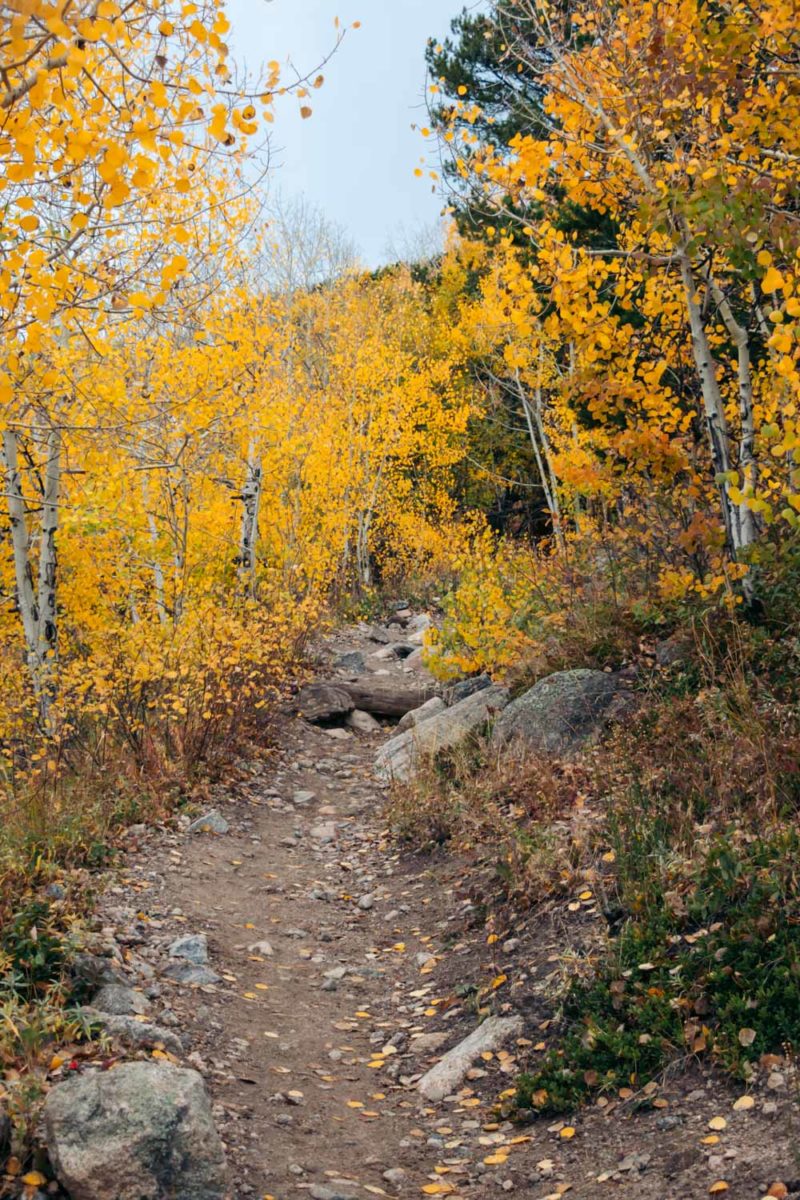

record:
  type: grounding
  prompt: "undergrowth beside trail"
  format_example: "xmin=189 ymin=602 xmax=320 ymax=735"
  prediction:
xmin=388 ymin=590 xmax=800 ymax=1115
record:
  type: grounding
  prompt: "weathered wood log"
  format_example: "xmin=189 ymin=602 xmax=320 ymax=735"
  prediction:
xmin=339 ymin=677 xmax=438 ymax=718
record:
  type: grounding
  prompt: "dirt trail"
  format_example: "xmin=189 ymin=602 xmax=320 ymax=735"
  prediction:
xmin=101 ymin=625 xmax=800 ymax=1200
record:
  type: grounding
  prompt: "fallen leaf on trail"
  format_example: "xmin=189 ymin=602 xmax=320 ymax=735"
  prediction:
xmin=491 ymin=974 xmax=507 ymax=989
xmin=346 ymin=1100 xmax=364 ymax=1108
xmin=708 ymin=1116 xmax=727 ymax=1131
xmin=559 ymin=1126 xmax=576 ymax=1139
xmin=766 ymin=1184 xmax=788 ymax=1199
xmin=242 ymin=992 xmax=257 ymax=1000
xmin=255 ymin=983 xmax=269 ymax=991
xmin=21 ymin=1172 xmax=47 ymax=1187
xmin=709 ymin=1184 xmax=729 ymax=1195
xmin=421 ymin=1185 xmax=454 ymax=1195
xmin=733 ymin=1095 xmax=754 ymax=1111
xmin=702 ymin=1136 xmax=720 ymax=1146
xmin=483 ymin=1153 xmax=508 ymax=1166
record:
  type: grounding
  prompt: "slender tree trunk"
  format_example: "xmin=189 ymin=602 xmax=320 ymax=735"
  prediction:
xmin=239 ymin=444 xmax=263 ymax=598
xmin=1 ymin=428 xmax=60 ymax=729
xmin=710 ymin=277 xmax=760 ymax=550
xmin=36 ymin=430 xmax=61 ymax=670
xmin=679 ymin=254 xmax=749 ymax=559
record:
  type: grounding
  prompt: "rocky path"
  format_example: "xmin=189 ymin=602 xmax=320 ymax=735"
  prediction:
xmin=81 ymin=623 xmax=800 ymax=1200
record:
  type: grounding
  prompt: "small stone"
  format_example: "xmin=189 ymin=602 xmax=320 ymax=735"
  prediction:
xmin=169 ymin=934 xmax=209 ymax=965
xmin=503 ymin=938 xmax=520 ymax=953
xmin=383 ymin=1168 xmax=406 ymax=1187
xmin=292 ymin=790 xmax=315 ymax=806
xmin=161 ymin=962 xmax=221 ymax=986
xmin=358 ymin=894 xmax=375 ymax=911
xmin=187 ymin=810 xmax=229 ymax=836
xmin=347 ymin=709 xmax=382 ymax=734
xmin=247 ymin=941 xmax=274 ymax=957
xmin=311 ymin=823 xmax=337 ymax=844
xmin=767 ymin=1071 xmax=786 ymax=1090
xmin=323 ymin=728 xmax=352 ymax=741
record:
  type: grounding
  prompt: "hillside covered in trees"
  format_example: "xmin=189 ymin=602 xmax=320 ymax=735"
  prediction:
xmin=1 ymin=2 xmax=799 ymax=1198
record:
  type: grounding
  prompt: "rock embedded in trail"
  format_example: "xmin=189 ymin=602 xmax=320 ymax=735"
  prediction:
xmin=492 ymin=668 xmax=630 ymax=757
xmin=375 ymin=685 xmax=510 ymax=783
xmin=334 ymin=650 xmax=366 ymax=674
xmin=396 ymin=695 xmax=447 ymax=732
xmin=79 ymin=1009 xmax=184 ymax=1056
xmin=417 ymin=1015 xmax=524 ymax=1102
xmin=297 ymin=682 xmax=354 ymax=724
xmin=44 ymin=1061 xmax=227 ymax=1200
xmin=169 ymin=933 xmax=208 ymax=965
xmin=162 ymin=961 xmax=221 ymax=986
xmin=347 ymin=708 xmax=382 ymax=734
xmin=187 ymin=810 xmax=229 ymax=836
xmin=90 ymin=983 xmax=149 ymax=1016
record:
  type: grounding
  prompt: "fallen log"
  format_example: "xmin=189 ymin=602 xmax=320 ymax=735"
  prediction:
xmin=339 ymin=677 xmax=438 ymax=718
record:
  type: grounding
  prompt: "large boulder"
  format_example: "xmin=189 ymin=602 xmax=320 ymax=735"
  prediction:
xmin=493 ymin=669 xmax=627 ymax=756
xmin=375 ymin=685 xmax=509 ymax=783
xmin=44 ymin=1062 xmax=227 ymax=1200
xmin=297 ymin=682 xmax=354 ymax=724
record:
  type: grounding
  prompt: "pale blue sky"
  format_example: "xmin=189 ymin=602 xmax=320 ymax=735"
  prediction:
xmin=226 ymin=0 xmax=470 ymax=265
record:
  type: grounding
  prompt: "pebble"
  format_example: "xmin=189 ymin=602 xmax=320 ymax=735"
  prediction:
xmin=358 ymin=894 xmax=375 ymax=911
xmin=311 ymin=823 xmax=337 ymax=844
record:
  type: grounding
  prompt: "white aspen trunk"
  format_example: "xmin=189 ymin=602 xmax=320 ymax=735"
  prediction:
xmin=356 ymin=511 xmax=372 ymax=587
xmin=710 ymin=278 xmax=759 ymax=552
xmin=140 ymin=475 xmax=168 ymax=624
xmin=678 ymin=254 xmax=743 ymax=555
xmin=36 ymin=430 xmax=61 ymax=671
xmin=239 ymin=443 xmax=263 ymax=598
xmin=2 ymin=428 xmax=60 ymax=729
xmin=2 ymin=430 xmax=43 ymax=687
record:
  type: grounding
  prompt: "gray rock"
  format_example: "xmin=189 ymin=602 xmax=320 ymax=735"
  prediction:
xmin=347 ymin=709 xmax=382 ymax=734
xmin=375 ymin=685 xmax=510 ymax=784
xmin=247 ymin=940 xmax=274 ymax=957
xmin=297 ymin=682 xmax=354 ymax=724
xmin=292 ymin=789 xmax=315 ymax=805
xmin=418 ymin=1015 xmax=524 ymax=1101
xmin=169 ymin=934 xmax=208 ymax=966
xmin=80 ymin=1009 xmax=184 ymax=1056
xmin=444 ymin=673 xmax=492 ymax=706
xmin=311 ymin=822 xmax=337 ymax=844
xmin=91 ymin=984 xmax=149 ymax=1017
xmin=396 ymin=696 xmax=447 ymax=733
xmin=161 ymin=962 xmax=221 ymax=986
xmin=407 ymin=613 xmax=433 ymax=634
xmin=383 ymin=1168 xmax=406 ymax=1187
xmin=358 ymin=894 xmax=375 ymax=911
xmin=187 ymin=810 xmax=229 ymax=836
xmin=70 ymin=952 xmax=127 ymax=991
xmin=655 ymin=635 xmax=692 ymax=668
xmin=310 ymin=1186 xmax=358 ymax=1200
xmin=411 ymin=1031 xmax=449 ymax=1055
xmin=335 ymin=651 xmax=366 ymax=673
xmin=44 ymin=1061 xmax=226 ymax=1200
xmin=367 ymin=625 xmax=394 ymax=644
xmin=493 ymin=669 xmax=625 ymax=757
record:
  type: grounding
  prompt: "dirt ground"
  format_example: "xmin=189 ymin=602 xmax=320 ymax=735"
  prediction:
xmin=93 ymin=624 xmax=800 ymax=1200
